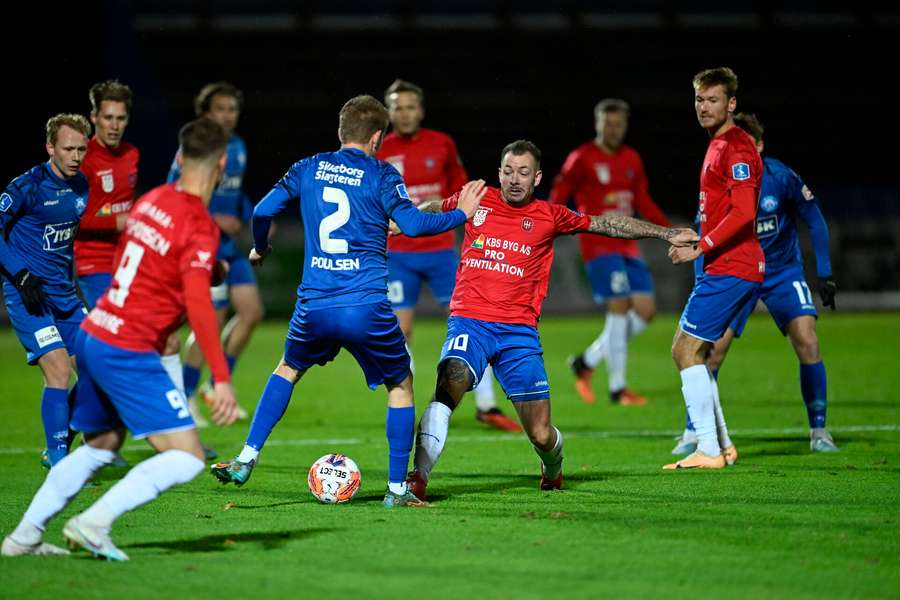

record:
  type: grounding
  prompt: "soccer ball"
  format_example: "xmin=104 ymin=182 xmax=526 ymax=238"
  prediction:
xmin=308 ymin=453 xmax=361 ymax=504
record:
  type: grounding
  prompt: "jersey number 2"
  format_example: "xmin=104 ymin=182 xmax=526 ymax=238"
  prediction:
xmin=107 ymin=240 xmax=145 ymax=307
xmin=320 ymin=186 xmax=350 ymax=254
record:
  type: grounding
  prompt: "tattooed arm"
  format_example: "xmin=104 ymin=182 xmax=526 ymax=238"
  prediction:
xmin=588 ymin=214 xmax=698 ymax=246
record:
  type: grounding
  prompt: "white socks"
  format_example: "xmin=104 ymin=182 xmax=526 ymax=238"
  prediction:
xmin=79 ymin=449 xmax=204 ymax=529
xmin=533 ymin=427 xmax=563 ymax=479
xmin=680 ymin=365 xmax=720 ymax=457
xmin=161 ymin=353 xmax=185 ymax=396
xmin=626 ymin=309 xmax=648 ymax=337
xmin=15 ymin=445 xmax=116 ymax=540
xmin=583 ymin=327 xmax=609 ymax=369
xmin=238 ymin=445 xmax=260 ymax=463
xmin=605 ymin=314 xmax=628 ymax=392
xmin=474 ymin=365 xmax=497 ymax=412
xmin=710 ymin=374 xmax=732 ymax=450
xmin=414 ymin=402 xmax=452 ymax=480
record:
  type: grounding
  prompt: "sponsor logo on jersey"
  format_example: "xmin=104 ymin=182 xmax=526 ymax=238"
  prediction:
xmin=217 ymin=174 xmax=243 ymax=191
xmin=761 ymin=195 xmax=778 ymax=212
xmin=1 ymin=193 xmax=14 ymax=212
xmin=471 ymin=234 xmax=485 ymax=249
xmin=396 ymin=184 xmax=410 ymax=200
xmin=100 ymin=170 xmax=115 ymax=193
xmin=473 ymin=208 xmax=489 ymax=227
xmin=731 ymin=163 xmax=750 ymax=180
xmin=425 ymin=157 xmax=435 ymax=170
xmin=521 ymin=217 xmax=534 ymax=232
xmin=190 ymin=250 xmax=213 ymax=269
xmin=34 ymin=325 xmax=62 ymax=348
xmin=594 ymin=164 xmax=610 ymax=184
xmin=756 ymin=215 xmax=779 ymax=239
xmin=801 ymin=184 xmax=814 ymax=201
xmin=42 ymin=221 xmax=78 ymax=251
xmin=98 ymin=203 xmax=112 ymax=216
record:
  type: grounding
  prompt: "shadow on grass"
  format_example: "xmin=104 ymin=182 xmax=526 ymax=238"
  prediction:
xmin=123 ymin=527 xmax=337 ymax=553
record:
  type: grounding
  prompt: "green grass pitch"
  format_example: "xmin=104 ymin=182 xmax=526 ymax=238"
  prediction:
xmin=0 ymin=313 xmax=898 ymax=598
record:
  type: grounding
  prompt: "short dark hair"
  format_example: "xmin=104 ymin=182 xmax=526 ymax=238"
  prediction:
xmin=693 ymin=67 xmax=739 ymax=98
xmin=46 ymin=113 xmax=91 ymax=145
xmin=89 ymin=80 xmax=133 ymax=115
xmin=500 ymin=140 xmax=542 ymax=170
xmin=733 ymin=113 xmax=764 ymax=143
xmin=194 ymin=81 xmax=244 ymax=116
xmin=338 ymin=95 xmax=389 ymax=144
xmin=594 ymin=98 xmax=630 ymax=118
xmin=385 ymin=79 xmax=424 ymax=105
xmin=179 ymin=118 xmax=228 ymax=163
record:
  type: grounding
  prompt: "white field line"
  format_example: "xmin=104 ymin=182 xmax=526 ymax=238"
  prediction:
xmin=1 ymin=424 xmax=897 ymax=455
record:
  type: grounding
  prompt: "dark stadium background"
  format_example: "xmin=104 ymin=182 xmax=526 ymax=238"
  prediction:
xmin=7 ymin=2 xmax=898 ymax=316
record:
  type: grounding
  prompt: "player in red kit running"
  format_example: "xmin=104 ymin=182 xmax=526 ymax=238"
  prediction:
xmin=379 ymin=79 xmax=519 ymax=432
xmin=2 ymin=118 xmax=237 ymax=561
xmin=404 ymin=141 xmax=697 ymax=498
xmin=665 ymin=67 xmax=764 ymax=470
xmin=76 ymin=80 xmax=138 ymax=308
xmin=551 ymin=98 xmax=672 ymax=406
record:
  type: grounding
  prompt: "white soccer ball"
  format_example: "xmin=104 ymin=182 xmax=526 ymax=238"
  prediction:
xmin=308 ymin=453 xmax=361 ymax=504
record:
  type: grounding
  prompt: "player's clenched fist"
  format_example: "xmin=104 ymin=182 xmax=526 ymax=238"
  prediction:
xmin=666 ymin=228 xmax=700 ymax=248
xmin=668 ymin=243 xmax=702 ymax=264
xmin=456 ymin=179 xmax=487 ymax=218
xmin=211 ymin=260 xmax=230 ymax=286
xmin=249 ymin=246 xmax=271 ymax=267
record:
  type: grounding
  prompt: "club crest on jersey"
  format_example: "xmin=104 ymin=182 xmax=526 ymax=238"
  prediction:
xmin=802 ymin=185 xmax=814 ymax=201
xmin=471 ymin=234 xmax=485 ymax=249
xmin=0 ymin=193 xmax=12 ymax=212
xmin=75 ymin=197 xmax=86 ymax=214
xmin=521 ymin=217 xmax=534 ymax=232
xmin=761 ymin=195 xmax=778 ymax=212
xmin=473 ymin=208 xmax=489 ymax=226
xmin=731 ymin=163 xmax=750 ymax=180
xmin=101 ymin=172 xmax=114 ymax=193
xmin=595 ymin=164 xmax=611 ymax=184
xmin=425 ymin=157 xmax=435 ymax=170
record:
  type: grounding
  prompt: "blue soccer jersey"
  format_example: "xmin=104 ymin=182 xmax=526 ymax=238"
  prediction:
xmin=0 ymin=162 xmax=88 ymax=297
xmin=755 ymin=157 xmax=832 ymax=277
xmin=252 ymin=147 xmax=468 ymax=309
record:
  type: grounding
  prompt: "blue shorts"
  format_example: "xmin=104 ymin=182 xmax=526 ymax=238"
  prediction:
xmin=283 ymin=299 xmax=410 ymax=390
xmin=387 ymin=250 xmax=457 ymax=309
xmin=440 ymin=316 xmax=550 ymax=402
xmin=679 ymin=275 xmax=760 ymax=342
xmin=212 ymin=254 xmax=257 ymax=310
xmin=78 ymin=273 xmax=112 ymax=309
xmin=3 ymin=282 xmax=86 ymax=364
xmin=70 ymin=330 xmax=193 ymax=439
xmin=730 ymin=264 xmax=818 ymax=337
xmin=586 ymin=255 xmax=654 ymax=303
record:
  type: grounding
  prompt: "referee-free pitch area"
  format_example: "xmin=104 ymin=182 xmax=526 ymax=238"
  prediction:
xmin=0 ymin=313 xmax=897 ymax=598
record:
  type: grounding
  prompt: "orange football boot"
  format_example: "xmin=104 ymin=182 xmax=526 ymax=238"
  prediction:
xmin=663 ymin=450 xmax=727 ymax=470
xmin=568 ymin=354 xmax=595 ymax=404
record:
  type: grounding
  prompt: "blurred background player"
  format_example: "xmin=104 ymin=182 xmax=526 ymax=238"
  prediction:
xmin=0 ymin=114 xmax=91 ymax=468
xmin=672 ymin=113 xmax=838 ymax=456
xmin=1 ymin=117 xmax=238 ymax=560
xmin=171 ymin=82 xmax=261 ymax=423
xmin=406 ymin=141 xmax=697 ymax=499
xmin=551 ymin=98 xmax=672 ymax=407
xmin=210 ymin=95 xmax=483 ymax=508
xmin=665 ymin=67 xmax=763 ymax=470
xmin=378 ymin=79 xmax=519 ymax=432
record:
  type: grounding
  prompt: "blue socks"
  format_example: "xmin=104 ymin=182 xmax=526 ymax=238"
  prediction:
xmin=245 ymin=374 xmax=294 ymax=451
xmin=41 ymin=387 xmax=70 ymax=465
xmin=386 ymin=406 xmax=415 ymax=484
xmin=800 ymin=362 xmax=828 ymax=429
xmin=208 ymin=354 xmax=238 ymax=387
xmin=183 ymin=365 xmax=201 ymax=397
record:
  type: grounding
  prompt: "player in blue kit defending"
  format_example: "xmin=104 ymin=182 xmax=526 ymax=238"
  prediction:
xmin=0 ymin=114 xmax=91 ymax=467
xmin=673 ymin=113 xmax=839 ymax=456
xmin=211 ymin=95 xmax=485 ymax=507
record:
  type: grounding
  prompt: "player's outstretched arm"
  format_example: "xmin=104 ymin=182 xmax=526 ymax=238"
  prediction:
xmin=391 ymin=180 xmax=486 ymax=237
xmin=587 ymin=213 xmax=698 ymax=245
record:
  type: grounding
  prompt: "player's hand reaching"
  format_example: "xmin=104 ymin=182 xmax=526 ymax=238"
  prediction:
xmin=13 ymin=269 xmax=46 ymax=315
xmin=249 ymin=246 xmax=271 ymax=267
xmin=210 ymin=382 xmax=239 ymax=426
xmin=818 ymin=277 xmax=837 ymax=310
xmin=668 ymin=243 xmax=702 ymax=265
xmin=456 ymin=179 xmax=487 ymax=218
xmin=388 ymin=219 xmax=401 ymax=236
xmin=666 ymin=228 xmax=700 ymax=248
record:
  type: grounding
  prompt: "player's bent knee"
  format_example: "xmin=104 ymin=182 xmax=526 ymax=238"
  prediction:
xmin=84 ymin=429 xmax=126 ymax=451
xmin=39 ymin=350 xmax=72 ymax=388
xmin=437 ymin=358 xmax=473 ymax=389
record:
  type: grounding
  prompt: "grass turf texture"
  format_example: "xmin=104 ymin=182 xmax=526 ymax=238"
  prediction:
xmin=0 ymin=313 xmax=898 ymax=598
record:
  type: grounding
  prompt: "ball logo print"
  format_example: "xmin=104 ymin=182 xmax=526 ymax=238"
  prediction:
xmin=308 ymin=453 xmax=361 ymax=504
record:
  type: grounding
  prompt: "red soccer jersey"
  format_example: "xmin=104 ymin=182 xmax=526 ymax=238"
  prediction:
xmin=82 ymin=183 xmax=229 ymax=380
xmin=75 ymin=136 xmax=139 ymax=275
xmin=697 ymin=125 xmax=765 ymax=282
xmin=443 ymin=187 xmax=592 ymax=327
xmin=378 ymin=128 xmax=467 ymax=253
xmin=549 ymin=141 xmax=670 ymax=263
